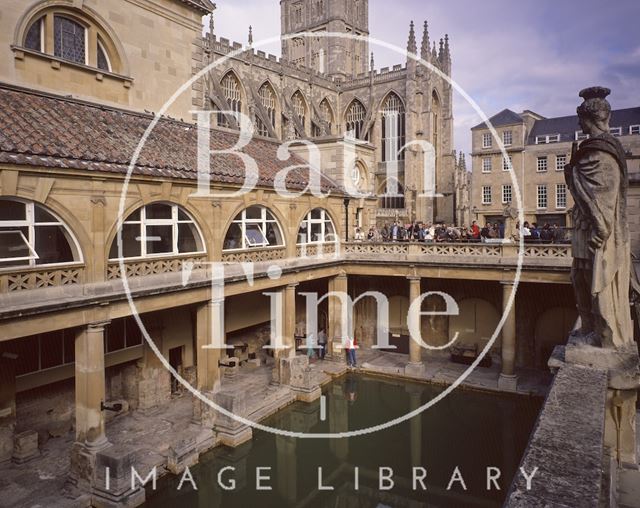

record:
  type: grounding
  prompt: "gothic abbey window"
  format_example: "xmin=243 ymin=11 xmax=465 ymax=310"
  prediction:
xmin=345 ymin=99 xmax=367 ymax=140
xmin=21 ymin=9 xmax=119 ymax=73
xmin=297 ymin=208 xmax=336 ymax=245
xmin=313 ymin=98 xmax=334 ymax=136
xmin=0 ymin=198 xmax=82 ymax=269
xmin=224 ymin=206 xmax=284 ymax=251
xmin=256 ymin=82 xmax=277 ymax=137
xmin=381 ymin=93 xmax=406 ymax=162
xmin=219 ymin=72 xmax=242 ymax=129
xmin=108 ymin=203 xmax=205 ymax=260
xmin=291 ymin=91 xmax=308 ymax=137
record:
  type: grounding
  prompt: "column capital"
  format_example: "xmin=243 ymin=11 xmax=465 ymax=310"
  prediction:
xmin=500 ymin=280 xmax=516 ymax=287
xmin=407 ymin=275 xmax=421 ymax=282
xmin=87 ymin=321 xmax=110 ymax=331
xmin=286 ymin=282 xmax=300 ymax=290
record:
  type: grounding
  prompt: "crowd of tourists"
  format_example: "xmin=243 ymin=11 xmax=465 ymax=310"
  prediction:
xmin=353 ymin=221 xmax=569 ymax=244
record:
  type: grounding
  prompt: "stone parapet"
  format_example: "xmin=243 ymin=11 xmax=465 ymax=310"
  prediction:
xmin=505 ymin=364 xmax=608 ymax=507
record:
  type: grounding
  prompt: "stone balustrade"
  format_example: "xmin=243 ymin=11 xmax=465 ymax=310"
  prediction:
xmin=0 ymin=265 xmax=84 ymax=293
xmin=0 ymin=242 xmax=572 ymax=296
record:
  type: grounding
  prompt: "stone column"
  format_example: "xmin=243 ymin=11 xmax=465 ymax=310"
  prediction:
xmin=0 ymin=352 xmax=17 ymax=463
xmin=327 ymin=272 xmax=348 ymax=361
xmin=70 ymin=322 xmax=110 ymax=490
xmin=406 ymin=275 xmax=425 ymax=376
xmin=193 ymin=301 xmax=222 ymax=427
xmin=137 ymin=317 xmax=171 ymax=411
xmin=75 ymin=322 xmax=109 ymax=448
xmin=499 ymin=282 xmax=518 ymax=391
xmin=284 ymin=283 xmax=298 ymax=357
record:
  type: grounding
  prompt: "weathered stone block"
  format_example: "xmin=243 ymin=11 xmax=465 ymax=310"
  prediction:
xmin=0 ymin=423 xmax=15 ymax=463
xmin=564 ymin=341 xmax=640 ymax=390
xmin=212 ymin=390 xmax=252 ymax=447
xmin=92 ymin=445 xmax=145 ymax=508
xmin=167 ymin=437 xmax=199 ymax=475
xmin=12 ymin=429 xmax=39 ymax=464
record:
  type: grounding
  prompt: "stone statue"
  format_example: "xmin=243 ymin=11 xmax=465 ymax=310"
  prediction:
xmin=564 ymin=86 xmax=633 ymax=348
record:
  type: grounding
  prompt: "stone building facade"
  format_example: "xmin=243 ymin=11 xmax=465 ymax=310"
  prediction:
xmin=470 ymin=107 xmax=640 ymax=248
xmin=0 ymin=0 xmax=583 ymax=505
xmin=201 ymin=0 xmax=457 ymax=226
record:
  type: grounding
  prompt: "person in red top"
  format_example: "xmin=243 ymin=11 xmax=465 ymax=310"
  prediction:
xmin=470 ymin=220 xmax=481 ymax=241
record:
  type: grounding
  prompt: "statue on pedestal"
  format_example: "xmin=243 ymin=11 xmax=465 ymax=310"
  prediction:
xmin=564 ymin=86 xmax=633 ymax=349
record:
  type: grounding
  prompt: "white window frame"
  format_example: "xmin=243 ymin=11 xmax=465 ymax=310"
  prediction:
xmin=556 ymin=183 xmax=567 ymax=209
xmin=537 ymin=156 xmax=548 ymax=172
xmin=53 ymin=15 xmax=89 ymax=66
xmin=482 ymin=133 xmax=492 ymax=149
xmin=502 ymin=185 xmax=512 ymax=204
xmin=297 ymin=208 xmax=337 ymax=245
xmin=96 ymin=38 xmax=112 ymax=72
xmin=537 ymin=185 xmax=548 ymax=209
xmin=482 ymin=186 xmax=492 ymax=205
xmin=536 ymin=134 xmax=560 ymax=144
xmin=502 ymin=154 xmax=512 ymax=172
xmin=630 ymin=125 xmax=640 ymax=135
xmin=224 ymin=206 xmax=285 ymax=251
xmin=503 ymin=130 xmax=513 ymax=146
xmin=482 ymin=157 xmax=492 ymax=173
xmin=575 ymin=130 xmax=589 ymax=141
xmin=556 ymin=154 xmax=567 ymax=171
xmin=109 ymin=204 xmax=206 ymax=261
xmin=610 ymin=127 xmax=622 ymax=137
xmin=0 ymin=199 xmax=83 ymax=270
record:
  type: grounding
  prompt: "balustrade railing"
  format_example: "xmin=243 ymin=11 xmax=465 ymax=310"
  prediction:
xmin=221 ymin=247 xmax=287 ymax=264
xmin=0 ymin=265 xmax=84 ymax=293
xmin=107 ymin=256 xmax=208 ymax=281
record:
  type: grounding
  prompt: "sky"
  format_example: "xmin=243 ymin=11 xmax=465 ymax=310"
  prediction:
xmin=209 ymin=0 xmax=640 ymax=155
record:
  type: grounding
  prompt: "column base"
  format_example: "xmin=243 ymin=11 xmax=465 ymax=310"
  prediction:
xmin=405 ymin=362 xmax=425 ymax=377
xmin=217 ymin=426 xmax=253 ymax=448
xmin=92 ymin=445 xmax=145 ymax=508
xmin=69 ymin=438 xmax=111 ymax=493
xmin=498 ymin=373 xmax=518 ymax=391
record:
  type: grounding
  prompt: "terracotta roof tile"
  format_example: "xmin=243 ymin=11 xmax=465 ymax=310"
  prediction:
xmin=0 ymin=84 xmax=341 ymax=194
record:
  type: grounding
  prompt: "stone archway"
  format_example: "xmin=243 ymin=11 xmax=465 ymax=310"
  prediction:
xmin=534 ymin=307 xmax=577 ymax=369
xmin=448 ymin=298 xmax=500 ymax=353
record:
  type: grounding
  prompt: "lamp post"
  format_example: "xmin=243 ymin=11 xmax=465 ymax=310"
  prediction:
xmin=343 ymin=197 xmax=351 ymax=242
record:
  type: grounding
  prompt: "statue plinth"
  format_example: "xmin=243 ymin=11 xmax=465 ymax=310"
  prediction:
xmin=549 ymin=339 xmax=640 ymax=466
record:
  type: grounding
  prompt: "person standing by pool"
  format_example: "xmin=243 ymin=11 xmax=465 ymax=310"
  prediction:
xmin=344 ymin=335 xmax=357 ymax=367
xmin=317 ymin=328 xmax=327 ymax=360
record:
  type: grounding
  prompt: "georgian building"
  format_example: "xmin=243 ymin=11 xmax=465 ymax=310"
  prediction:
xmin=470 ymin=107 xmax=640 ymax=244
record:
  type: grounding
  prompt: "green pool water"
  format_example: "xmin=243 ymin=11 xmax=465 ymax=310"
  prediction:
xmin=145 ymin=374 xmax=542 ymax=508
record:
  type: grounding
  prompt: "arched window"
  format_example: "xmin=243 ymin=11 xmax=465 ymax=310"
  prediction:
xmin=256 ymin=82 xmax=276 ymax=137
xmin=313 ymin=98 xmax=334 ymax=136
xmin=432 ymin=90 xmax=441 ymax=155
xmin=21 ymin=8 xmax=121 ymax=73
xmin=345 ymin=99 xmax=367 ymax=140
xmin=219 ymin=72 xmax=242 ymax=129
xmin=291 ymin=91 xmax=307 ymax=137
xmin=378 ymin=179 xmax=406 ymax=209
xmin=24 ymin=16 xmax=44 ymax=52
xmin=297 ymin=208 xmax=336 ymax=245
xmin=381 ymin=93 xmax=406 ymax=162
xmin=0 ymin=198 xmax=82 ymax=269
xmin=108 ymin=203 xmax=205 ymax=260
xmin=224 ymin=206 xmax=284 ymax=251
xmin=97 ymin=37 xmax=111 ymax=72
xmin=54 ymin=15 xmax=86 ymax=64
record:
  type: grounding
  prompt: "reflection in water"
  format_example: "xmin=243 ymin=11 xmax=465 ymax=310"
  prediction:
xmin=145 ymin=374 xmax=541 ymax=508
